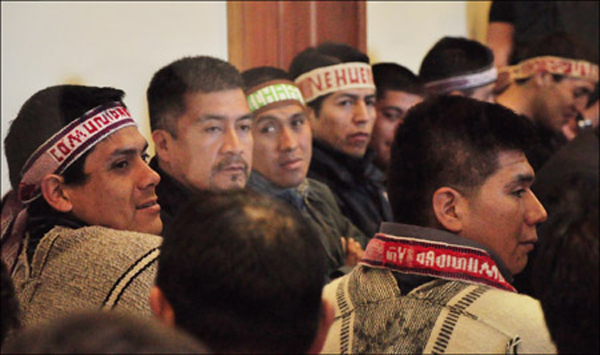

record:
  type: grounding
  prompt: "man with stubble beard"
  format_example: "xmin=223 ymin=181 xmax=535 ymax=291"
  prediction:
xmin=146 ymin=56 xmax=253 ymax=229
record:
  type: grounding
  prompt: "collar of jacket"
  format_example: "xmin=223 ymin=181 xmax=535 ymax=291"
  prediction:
xmin=247 ymin=171 xmax=309 ymax=210
xmin=311 ymin=140 xmax=378 ymax=185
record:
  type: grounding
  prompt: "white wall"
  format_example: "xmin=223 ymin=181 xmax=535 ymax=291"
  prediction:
xmin=1 ymin=1 xmax=470 ymax=197
xmin=367 ymin=2 xmax=467 ymax=73
xmin=1 ymin=1 xmax=228 ymax=196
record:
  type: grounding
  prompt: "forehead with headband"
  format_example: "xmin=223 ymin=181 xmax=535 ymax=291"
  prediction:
xmin=424 ymin=65 xmax=498 ymax=94
xmin=246 ymin=80 xmax=305 ymax=116
xmin=294 ymin=62 xmax=375 ymax=103
xmin=500 ymin=56 xmax=599 ymax=85
xmin=18 ymin=102 xmax=137 ymax=203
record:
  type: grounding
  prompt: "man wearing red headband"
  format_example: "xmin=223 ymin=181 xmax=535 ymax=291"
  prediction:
xmin=496 ymin=32 xmax=598 ymax=171
xmin=1 ymin=85 xmax=162 ymax=327
xmin=289 ymin=42 xmax=392 ymax=240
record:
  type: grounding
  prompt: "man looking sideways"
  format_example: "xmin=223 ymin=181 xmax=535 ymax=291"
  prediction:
xmin=242 ymin=66 xmax=367 ymax=280
xmin=289 ymin=42 xmax=392 ymax=239
xmin=2 ymin=85 xmax=162 ymax=327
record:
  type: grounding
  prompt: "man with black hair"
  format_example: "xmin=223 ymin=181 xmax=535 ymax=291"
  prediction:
xmin=496 ymin=32 xmax=598 ymax=170
xmin=419 ymin=36 xmax=497 ymax=103
xmin=289 ymin=42 xmax=392 ymax=239
xmin=322 ymin=96 xmax=555 ymax=354
xmin=1 ymin=85 xmax=162 ymax=327
xmin=147 ymin=56 xmax=253 ymax=228
xmin=241 ymin=66 xmax=366 ymax=280
xmin=3 ymin=310 xmax=208 ymax=354
xmin=370 ymin=62 xmax=424 ymax=172
xmin=149 ymin=190 xmax=334 ymax=354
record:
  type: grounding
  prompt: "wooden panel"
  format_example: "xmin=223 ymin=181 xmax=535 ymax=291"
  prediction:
xmin=228 ymin=1 xmax=366 ymax=72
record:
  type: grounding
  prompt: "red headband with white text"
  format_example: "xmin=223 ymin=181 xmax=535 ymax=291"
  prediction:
xmin=18 ymin=102 xmax=136 ymax=203
xmin=294 ymin=62 xmax=375 ymax=103
xmin=500 ymin=56 xmax=599 ymax=85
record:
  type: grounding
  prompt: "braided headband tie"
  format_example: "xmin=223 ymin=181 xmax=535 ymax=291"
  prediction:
xmin=294 ymin=62 xmax=375 ymax=103
xmin=18 ymin=102 xmax=137 ymax=203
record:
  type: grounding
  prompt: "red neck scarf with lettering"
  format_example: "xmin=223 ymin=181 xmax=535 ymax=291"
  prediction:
xmin=361 ymin=232 xmax=516 ymax=292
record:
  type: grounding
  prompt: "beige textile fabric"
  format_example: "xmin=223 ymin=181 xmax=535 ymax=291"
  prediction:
xmin=321 ymin=265 xmax=557 ymax=354
xmin=12 ymin=225 xmax=161 ymax=327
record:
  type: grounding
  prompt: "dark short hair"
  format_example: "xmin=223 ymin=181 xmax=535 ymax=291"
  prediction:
xmin=4 ymin=85 xmax=125 ymax=190
xmin=388 ymin=95 xmax=535 ymax=226
xmin=532 ymin=174 xmax=599 ymax=354
xmin=419 ymin=37 xmax=494 ymax=96
xmin=372 ymin=62 xmax=425 ymax=100
xmin=241 ymin=66 xmax=291 ymax=93
xmin=2 ymin=310 xmax=208 ymax=354
xmin=289 ymin=42 xmax=370 ymax=116
xmin=147 ymin=56 xmax=243 ymax=135
xmin=155 ymin=189 xmax=327 ymax=353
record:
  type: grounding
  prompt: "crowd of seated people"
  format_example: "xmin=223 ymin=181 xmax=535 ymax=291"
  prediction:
xmin=1 ymin=27 xmax=598 ymax=354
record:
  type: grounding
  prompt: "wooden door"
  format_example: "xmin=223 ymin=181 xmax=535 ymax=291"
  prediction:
xmin=228 ymin=1 xmax=366 ymax=72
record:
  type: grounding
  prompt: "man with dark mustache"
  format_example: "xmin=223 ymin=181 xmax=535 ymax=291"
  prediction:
xmin=146 ymin=56 xmax=253 ymax=229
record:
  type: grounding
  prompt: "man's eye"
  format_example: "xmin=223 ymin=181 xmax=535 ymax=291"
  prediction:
xmin=513 ymin=189 xmax=526 ymax=198
xmin=205 ymin=126 xmax=221 ymax=133
xmin=366 ymin=98 xmax=376 ymax=106
xmin=338 ymin=100 xmax=352 ymax=107
xmin=260 ymin=125 xmax=276 ymax=134
xmin=141 ymin=153 xmax=150 ymax=163
xmin=113 ymin=160 xmax=129 ymax=169
xmin=239 ymin=123 xmax=252 ymax=132
xmin=291 ymin=118 xmax=305 ymax=127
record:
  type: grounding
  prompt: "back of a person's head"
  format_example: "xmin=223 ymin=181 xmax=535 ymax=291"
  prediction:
xmin=388 ymin=95 xmax=535 ymax=226
xmin=241 ymin=66 xmax=291 ymax=92
xmin=372 ymin=62 xmax=425 ymax=99
xmin=1 ymin=261 xmax=20 ymax=351
xmin=419 ymin=36 xmax=494 ymax=84
xmin=2 ymin=311 xmax=209 ymax=354
xmin=147 ymin=56 xmax=243 ymax=134
xmin=4 ymin=85 xmax=124 ymax=190
xmin=532 ymin=175 xmax=599 ymax=354
xmin=155 ymin=189 xmax=327 ymax=353
xmin=513 ymin=31 xmax=599 ymax=67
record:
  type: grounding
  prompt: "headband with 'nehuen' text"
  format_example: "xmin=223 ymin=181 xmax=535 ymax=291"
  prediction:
xmin=246 ymin=80 xmax=305 ymax=115
xmin=294 ymin=62 xmax=375 ymax=103
xmin=18 ymin=102 xmax=136 ymax=203
xmin=425 ymin=65 xmax=498 ymax=94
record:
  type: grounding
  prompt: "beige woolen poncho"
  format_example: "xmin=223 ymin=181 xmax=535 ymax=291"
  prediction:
xmin=11 ymin=225 xmax=161 ymax=327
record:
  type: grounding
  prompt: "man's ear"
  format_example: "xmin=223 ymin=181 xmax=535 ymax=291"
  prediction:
xmin=307 ymin=299 xmax=335 ymax=354
xmin=40 ymin=174 xmax=73 ymax=213
xmin=151 ymin=129 xmax=174 ymax=164
xmin=432 ymin=186 xmax=467 ymax=233
xmin=149 ymin=286 xmax=176 ymax=327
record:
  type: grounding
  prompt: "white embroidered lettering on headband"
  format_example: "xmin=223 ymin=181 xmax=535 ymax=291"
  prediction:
xmin=425 ymin=66 xmax=498 ymax=93
xmin=18 ymin=102 xmax=137 ymax=203
xmin=246 ymin=80 xmax=305 ymax=113
xmin=294 ymin=62 xmax=375 ymax=103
